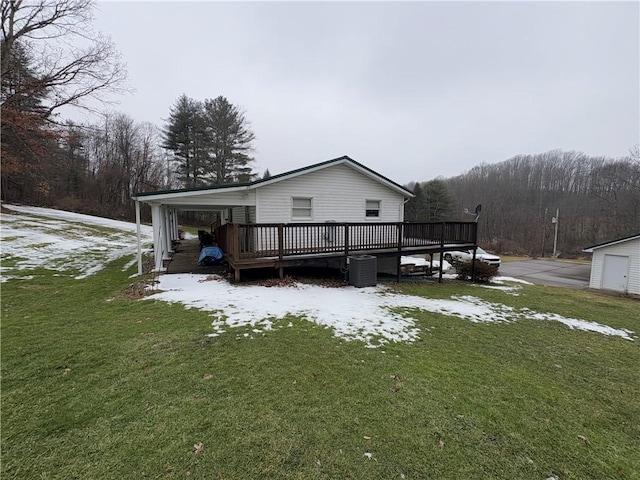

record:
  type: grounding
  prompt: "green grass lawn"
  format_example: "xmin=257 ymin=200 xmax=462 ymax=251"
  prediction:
xmin=2 ymin=261 xmax=639 ymax=479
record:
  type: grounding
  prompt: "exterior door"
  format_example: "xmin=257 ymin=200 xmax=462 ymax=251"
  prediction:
xmin=601 ymin=254 xmax=630 ymax=292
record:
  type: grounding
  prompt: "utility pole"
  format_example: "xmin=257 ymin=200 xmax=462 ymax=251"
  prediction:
xmin=552 ymin=209 xmax=559 ymax=258
xmin=541 ymin=208 xmax=547 ymax=257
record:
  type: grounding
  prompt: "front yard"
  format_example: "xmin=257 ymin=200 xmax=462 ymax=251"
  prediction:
xmin=1 ymin=206 xmax=638 ymax=479
xmin=2 ymin=269 xmax=638 ymax=479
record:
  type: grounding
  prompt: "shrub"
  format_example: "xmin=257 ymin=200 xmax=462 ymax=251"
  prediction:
xmin=455 ymin=259 xmax=498 ymax=283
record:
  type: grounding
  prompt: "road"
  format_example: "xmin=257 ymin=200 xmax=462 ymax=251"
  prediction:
xmin=498 ymin=259 xmax=591 ymax=289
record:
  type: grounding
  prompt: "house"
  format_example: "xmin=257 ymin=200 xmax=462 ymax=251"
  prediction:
xmin=583 ymin=233 xmax=640 ymax=295
xmin=132 ymin=156 xmax=478 ymax=280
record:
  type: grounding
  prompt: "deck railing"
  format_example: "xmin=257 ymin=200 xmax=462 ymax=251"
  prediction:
xmin=216 ymin=221 xmax=477 ymax=263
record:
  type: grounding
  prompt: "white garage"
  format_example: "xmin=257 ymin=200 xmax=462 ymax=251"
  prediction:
xmin=583 ymin=234 xmax=640 ymax=295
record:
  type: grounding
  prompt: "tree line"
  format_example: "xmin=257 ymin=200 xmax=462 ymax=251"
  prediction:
xmin=1 ymin=0 xmax=256 ymax=220
xmin=404 ymin=149 xmax=640 ymax=256
xmin=3 ymin=2 xmax=637 ymax=254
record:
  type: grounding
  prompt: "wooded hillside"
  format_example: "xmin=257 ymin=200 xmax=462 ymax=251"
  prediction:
xmin=442 ymin=150 xmax=640 ymax=256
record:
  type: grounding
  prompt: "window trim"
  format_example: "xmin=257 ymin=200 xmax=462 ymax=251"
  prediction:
xmin=291 ymin=196 xmax=313 ymax=220
xmin=365 ymin=199 xmax=381 ymax=219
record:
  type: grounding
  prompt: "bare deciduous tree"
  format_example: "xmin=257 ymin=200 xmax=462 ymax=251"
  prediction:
xmin=1 ymin=0 xmax=128 ymax=114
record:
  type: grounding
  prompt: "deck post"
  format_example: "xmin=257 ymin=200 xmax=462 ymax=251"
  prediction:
xmin=231 ymin=224 xmax=240 ymax=263
xmin=439 ymin=222 xmax=446 ymax=283
xmin=471 ymin=247 xmax=477 ymax=282
xmin=471 ymin=222 xmax=478 ymax=282
xmin=396 ymin=222 xmax=403 ymax=283
xmin=277 ymin=224 xmax=285 ymax=279
xmin=278 ymin=224 xmax=284 ymax=261
xmin=344 ymin=224 xmax=350 ymax=282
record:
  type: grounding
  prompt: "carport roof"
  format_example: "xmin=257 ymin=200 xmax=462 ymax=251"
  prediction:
xmin=583 ymin=233 xmax=640 ymax=252
xmin=132 ymin=155 xmax=414 ymax=202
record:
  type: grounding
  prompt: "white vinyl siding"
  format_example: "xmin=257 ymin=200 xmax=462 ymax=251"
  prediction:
xmin=256 ymin=163 xmax=405 ymax=224
xmin=229 ymin=206 xmax=255 ymax=223
xmin=589 ymin=237 xmax=640 ymax=295
xmin=365 ymin=200 xmax=381 ymax=218
xmin=292 ymin=197 xmax=313 ymax=220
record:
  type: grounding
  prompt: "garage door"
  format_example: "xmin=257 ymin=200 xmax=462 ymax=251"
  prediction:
xmin=602 ymin=254 xmax=630 ymax=292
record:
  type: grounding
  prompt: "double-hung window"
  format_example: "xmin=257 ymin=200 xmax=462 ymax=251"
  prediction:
xmin=365 ymin=200 xmax=381 ymax=218
xmin=292 ymin=197 xmax=312 ymax=220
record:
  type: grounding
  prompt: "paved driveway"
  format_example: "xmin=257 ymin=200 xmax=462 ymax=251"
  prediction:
xmin=498 ymin=259 xmax=591 ymax=289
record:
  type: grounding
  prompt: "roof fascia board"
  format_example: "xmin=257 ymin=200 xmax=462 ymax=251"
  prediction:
xmin=134 ymin=184 xmax=250 ymax=202
xmin=583 ymin=234 xmax=640 ymax=252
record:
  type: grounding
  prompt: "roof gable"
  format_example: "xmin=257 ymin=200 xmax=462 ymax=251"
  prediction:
xmin=133 ymin=156 xmax=413 ymax=202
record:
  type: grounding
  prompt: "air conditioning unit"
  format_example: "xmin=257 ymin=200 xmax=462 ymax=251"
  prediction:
xmin=348 ymin=255 xmax=377 ymax=287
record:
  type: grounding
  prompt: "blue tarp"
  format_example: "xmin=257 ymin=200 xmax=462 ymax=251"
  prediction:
xmin=198 ymin=246 xmax=223 ymax=266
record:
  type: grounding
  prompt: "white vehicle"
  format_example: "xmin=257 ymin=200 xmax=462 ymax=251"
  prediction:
xmin=443 ymin=247 xmax=501 ymax=268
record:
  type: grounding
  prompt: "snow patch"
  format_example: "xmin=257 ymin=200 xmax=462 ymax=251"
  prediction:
xmin=147 ymin=274 xmax=634 ymax=345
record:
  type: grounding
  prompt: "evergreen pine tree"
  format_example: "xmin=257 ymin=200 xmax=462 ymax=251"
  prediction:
xmin=162 ymin=94 xmax=207 ymax=187
xmin=202 ymin=96 xmax=256 ymax=184
xmin=423 ymin=179 xmax=454 ymax=221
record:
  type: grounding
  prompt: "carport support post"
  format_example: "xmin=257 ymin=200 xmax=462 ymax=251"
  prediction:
xmin=163 ymin=207 xmax=173 ymax=257
xmin=135 ymin=200 xmax=142 ymax=275
xmin=150 ymin=204 xmax=164 ymax=272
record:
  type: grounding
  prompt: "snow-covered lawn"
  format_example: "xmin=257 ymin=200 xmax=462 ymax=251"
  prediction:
xmin=1 ymin=204 xmax=153 ymax=281
xmin=1 ymin=204 xmax=634 ymax=345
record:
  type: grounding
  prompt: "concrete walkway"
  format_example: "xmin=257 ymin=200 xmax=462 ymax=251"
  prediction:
xmin=498 ymin=259 xmax=591 ymax=289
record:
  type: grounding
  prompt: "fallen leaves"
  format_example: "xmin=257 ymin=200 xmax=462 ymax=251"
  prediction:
xmin=578 ymin=435 xmax=591 ymax=446
xmin=198 ymin=275 xmax=221 ymax=283
xmin=390 ymin=374 xmax=403 ymax=393
xmin=256 ymin=276 xmax=298 ymax=288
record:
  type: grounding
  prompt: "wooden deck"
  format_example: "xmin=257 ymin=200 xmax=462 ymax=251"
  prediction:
xmin=163 ymin=221 xmax=478 ymax=281
xmin=164 ymin=239 xmax=227 ymax=275
xmin=212 ymin=221 xmax=478 ymax=281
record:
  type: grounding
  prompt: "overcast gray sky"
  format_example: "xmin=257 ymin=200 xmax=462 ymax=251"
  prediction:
xmin=91 ymin=1 xmax=639 ymax=184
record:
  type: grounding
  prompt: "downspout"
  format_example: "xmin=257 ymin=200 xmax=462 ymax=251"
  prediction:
xmin=399 ymin=196 xmax=411 ymax=222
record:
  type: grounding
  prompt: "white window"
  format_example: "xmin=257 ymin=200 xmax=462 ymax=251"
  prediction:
xmin=292 ymin=197 xmax=312 ymax=219
xmin=365 ymin=200 xmax=381 ymax=218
